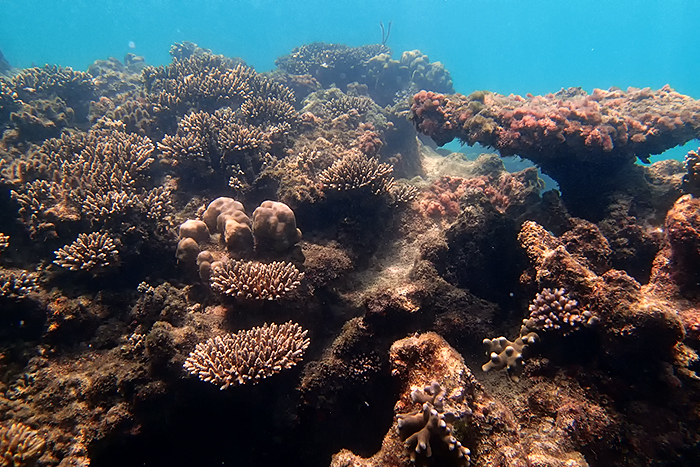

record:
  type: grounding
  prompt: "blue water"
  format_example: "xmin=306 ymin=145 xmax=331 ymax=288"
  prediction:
xmin=2 ymin=0 xmax=698 ymax=158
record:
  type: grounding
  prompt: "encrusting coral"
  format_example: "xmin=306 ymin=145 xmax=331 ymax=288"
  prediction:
xmin=53 ymin=231 xmax=120 ymax=272
xmin=0 ymin=422 xmax=46 ymax=467
xmin=209 ymin=260 xmax=303 ymax=300
xmin=183 ymin=321 xmax=310 ymax=389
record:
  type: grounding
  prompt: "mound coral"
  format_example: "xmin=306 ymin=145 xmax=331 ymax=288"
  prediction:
xmin=183 ymin=321 xmax=310 ymax=389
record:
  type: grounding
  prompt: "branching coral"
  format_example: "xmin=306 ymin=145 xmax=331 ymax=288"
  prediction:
xmin=0 ymin=233 xmax=8 ymax=254
xmin=0 ymin=270 xmax=39 ymax=299
xmin=9 ymin=119 xmax=170 ymax=236
xmin=396 ymin=382 xmax=471 ymax=465
xmin=183 ymin=321 xmax=310 ymax=389
xmin=319 ymin=151 xmax=395 ymax=195
xmin=0 ymin=422 xmax=46 ymax=467
xmin=143 ymin=55 xmax=253 ymax=116
xmin=275 ymin=42 xmax=389 ymax=88
xmin=522 ymin=287 xmax=598 ymax=335
xmin=482 ymin=329 xmax=538 ymax=381
xmin=209 ymin=260 xmax=303 ymax=300
xmin=53 ymin=231 xmax=120 ymax=272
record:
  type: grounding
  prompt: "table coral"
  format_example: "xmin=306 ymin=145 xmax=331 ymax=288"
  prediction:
xmin=183 ymin=321 xmax=310 ymax=389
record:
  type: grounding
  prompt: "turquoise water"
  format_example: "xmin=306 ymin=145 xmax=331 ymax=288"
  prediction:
xmin=2 ymin=0 xmax=699 ymax=157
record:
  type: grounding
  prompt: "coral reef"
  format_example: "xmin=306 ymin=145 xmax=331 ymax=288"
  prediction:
xmin=183 ymin=321 xmax=310 ymax=389
xmin=2 ymin=39 xmax=700 ymax=467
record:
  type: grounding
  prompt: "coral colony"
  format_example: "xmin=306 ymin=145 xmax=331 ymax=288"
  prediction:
xmin=0 ymin=39 xmax=699 ymax=466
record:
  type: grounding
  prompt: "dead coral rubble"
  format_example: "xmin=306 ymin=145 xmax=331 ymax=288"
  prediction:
xmin=183 ymin=321 xmax=310 ymax=389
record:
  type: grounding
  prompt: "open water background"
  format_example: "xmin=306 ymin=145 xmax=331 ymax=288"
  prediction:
xmin=2 ymin=0 xmax=699 ymax=158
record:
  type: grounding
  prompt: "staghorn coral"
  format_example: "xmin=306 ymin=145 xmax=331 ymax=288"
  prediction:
xmin=395 ymin=381 xmax=471 ymax=465
xmin=323 ymin=95 xmax=374 ymax=119
xmin=53 ymin=231 xmax=120 ymax=272
xmin=481 ymin=328 xmax=538 ymax=381
xmin=209 ymin=260 xmax=303 ymax=300
xmin=319 ymin=150 xmax=395 ymax=196
xmin=13 ymin=65 xmax=94 ymax=102
xmin=0 ymin=422 xmax=46 ymax=467
xmin=0 ymin=270 xmax=39 ymax=299
xmin=522 ymin=287 xmax=598 ymax=335
xmin=9 ymin=97 xmax=74 ymax=140
xmin=157 ymin=107 xmax=288 ymax=189
xmin=183 ymin=321 xmax=310 ymax=389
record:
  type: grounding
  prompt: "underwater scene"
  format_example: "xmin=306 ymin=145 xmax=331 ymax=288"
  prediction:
xmin=1 ymin=0 xmax=700 ymax=466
